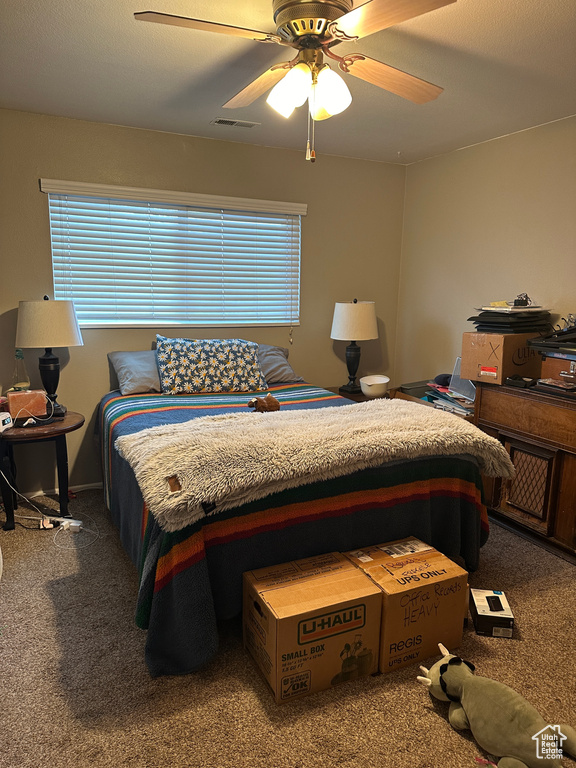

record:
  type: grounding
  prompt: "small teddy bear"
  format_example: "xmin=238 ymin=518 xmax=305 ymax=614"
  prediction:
xmin=247 ymin=393 xmax=281 ymax=412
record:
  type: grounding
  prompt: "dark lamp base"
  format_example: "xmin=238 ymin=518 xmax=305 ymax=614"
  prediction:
xmin=50 ymin=402 xmax=67 ymax=420
xmin=339 ymin=383 xmax=361 ymax=394
xmin=40 ymin=349 xmax=66 ymax=420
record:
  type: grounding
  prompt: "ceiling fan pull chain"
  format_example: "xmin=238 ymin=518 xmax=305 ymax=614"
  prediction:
xmin=306 ymin=108 xmax=316 ymax=162
xmin=311 ymin=115 xmax=316 ymax=162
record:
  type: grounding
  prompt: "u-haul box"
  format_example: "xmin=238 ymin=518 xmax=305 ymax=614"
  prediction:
xmin=344 ymin=538 xmax=468 ymax=674
xmin=243 ymin=552 xmax=381 ymax=703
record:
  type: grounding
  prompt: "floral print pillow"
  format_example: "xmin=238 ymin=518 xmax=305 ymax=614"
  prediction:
xmin=156 ymin=335 xmax=267 ymax=394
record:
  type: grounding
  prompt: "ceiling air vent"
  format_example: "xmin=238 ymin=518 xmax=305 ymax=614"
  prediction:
xmin=211 ymin=118 xmax=260 ymax=129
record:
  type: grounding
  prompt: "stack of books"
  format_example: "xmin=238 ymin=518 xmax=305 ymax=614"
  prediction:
xmin=423 ymin=382 xmax=475 ymax=417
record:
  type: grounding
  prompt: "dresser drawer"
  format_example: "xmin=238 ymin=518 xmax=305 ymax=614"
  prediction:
xmin=477 ymin=386 xmax=576 ymax=452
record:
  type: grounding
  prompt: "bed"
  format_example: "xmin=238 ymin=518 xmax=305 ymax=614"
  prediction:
xmin=98 ymin=340 xmax=513 ymax=677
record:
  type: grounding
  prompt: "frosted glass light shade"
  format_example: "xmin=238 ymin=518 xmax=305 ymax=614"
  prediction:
xmin=308 ymin=82 xmax=330 ymax=122
xmin=310 ymin=66 xmax=352 ymax=121
xmin=330 ymin=301 xmax=378 ymax=341
xmin=266 ymin=63 xmax=312 ymax=118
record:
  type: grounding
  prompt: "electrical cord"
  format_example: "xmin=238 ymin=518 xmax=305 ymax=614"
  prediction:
xmin=53 ymin=513 xmax=101 ymax=550
xmin=0 ymin=467 xmax=49 ymax=520
xmin=0 ymin=468 xmax=101 ymax=548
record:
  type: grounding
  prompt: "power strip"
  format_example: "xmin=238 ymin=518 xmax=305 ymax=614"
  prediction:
xmin=59 ymin=519 xmax=82 ymax=533
xmin=43 ymin=516 xmax=83 ymax=532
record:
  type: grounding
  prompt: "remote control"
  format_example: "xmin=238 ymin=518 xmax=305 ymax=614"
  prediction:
xmin=487 ymin=595 xmax=504 ymax=612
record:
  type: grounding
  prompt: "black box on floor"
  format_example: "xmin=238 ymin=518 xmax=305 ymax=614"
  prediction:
xmin=469 ymin=589 xmax=514 ymax=638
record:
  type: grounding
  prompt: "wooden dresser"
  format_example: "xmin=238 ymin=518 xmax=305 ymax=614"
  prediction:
xmin=474 ymin=383 xmax=576 ymax=556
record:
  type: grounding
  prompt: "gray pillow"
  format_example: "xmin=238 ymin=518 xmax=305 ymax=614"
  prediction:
xmin=258 ymin=344 xmax=304 ymax=384
xmin=107 ymin=350 xmax=161 ymax=395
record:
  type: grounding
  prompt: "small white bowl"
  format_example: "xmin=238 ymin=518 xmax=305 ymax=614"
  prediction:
xmin=360 ymin=375 xmax=390 ymax=398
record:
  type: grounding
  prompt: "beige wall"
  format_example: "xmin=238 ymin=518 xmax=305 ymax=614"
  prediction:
xmin=395 ymin=115 xmax=576 ymax=385
xmin=3 ymin=109 xmax=574 ymax=495
xmin=0 ymin=109 xmax=404 ymax=493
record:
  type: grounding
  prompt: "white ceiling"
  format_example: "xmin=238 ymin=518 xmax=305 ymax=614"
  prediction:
xmin=1 ymin=0 xmax=575 ymax=164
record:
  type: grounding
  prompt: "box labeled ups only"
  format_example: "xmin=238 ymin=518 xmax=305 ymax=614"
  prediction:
xmin=344 ymin=538 xmax=468 ymax=674
xmin=460 ymin=332 xmax=541 ymax=385
xmin=243 ymin=552 xmax=381 ymax=703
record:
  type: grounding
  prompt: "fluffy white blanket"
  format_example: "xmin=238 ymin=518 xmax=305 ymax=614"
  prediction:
xmin=115 ymin=399 xmax=514 ymax=532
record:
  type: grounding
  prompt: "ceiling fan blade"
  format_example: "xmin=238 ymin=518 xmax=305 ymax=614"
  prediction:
xmin=134 ymin=11 xmax=283 ymax=44
xmin=341 ymin=53 xmax=443 ymax=103
xmin=222 ymin=63 xmax=294 ymax=109
xmin=328 ymin=0 xmax=456 ymax=42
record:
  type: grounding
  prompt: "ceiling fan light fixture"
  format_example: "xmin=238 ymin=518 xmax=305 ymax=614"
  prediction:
xmin=266 ymin=62 xmax=312 ymax=118
xmin=308 ymin=83 xmax=331 ymax=121
xmin=309 ymin=65 xmax=352 ymax=121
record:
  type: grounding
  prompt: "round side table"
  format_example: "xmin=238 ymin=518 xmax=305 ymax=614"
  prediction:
xmin=1 ymin=411 xmax=85 ymax=530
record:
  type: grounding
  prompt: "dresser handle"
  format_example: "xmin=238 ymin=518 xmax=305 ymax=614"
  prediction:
xmin=559 ymin=361 xmax=576 ymax=380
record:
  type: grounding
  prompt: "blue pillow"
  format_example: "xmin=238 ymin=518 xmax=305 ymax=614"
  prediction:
xmin=156 ymin=336 xmax=267 ymax=394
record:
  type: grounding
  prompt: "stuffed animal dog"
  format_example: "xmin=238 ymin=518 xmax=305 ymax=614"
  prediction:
xmin=247 ymin=393 xmax=280 ymax=412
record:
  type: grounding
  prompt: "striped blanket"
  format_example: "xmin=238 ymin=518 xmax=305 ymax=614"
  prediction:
xmin=98 ymin=383 xmax=492 ymax=677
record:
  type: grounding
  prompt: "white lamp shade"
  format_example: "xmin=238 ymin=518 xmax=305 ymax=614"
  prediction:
xmin=310 ymin=66 xmax=352 ymax=121
xmin=266 ymin=63 xmax=312 ymax=118
xmin=330 ymin=301 xmax=378 ymax=341
xmin=16 ymin=299 xmax=84 ymax=348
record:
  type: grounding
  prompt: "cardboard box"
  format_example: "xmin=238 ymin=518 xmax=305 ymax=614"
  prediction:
xmin=243 ymin=552 xmax=381 ymax=703
xmin=469 ymin=589 xmax=514 ymax=638
xmin=461 ymin=332 xmax=541 ymax=385
xmin=6 ymin=389 xmax=47 ymax=420
xmin=344 ymin=538 xmax=468 ymax=673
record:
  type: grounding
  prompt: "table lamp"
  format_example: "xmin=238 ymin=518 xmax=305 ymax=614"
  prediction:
xmin=15 ymin=297 xmax=84 ymax=418
xmin=330 ymin=299 xmax=378 ymax=394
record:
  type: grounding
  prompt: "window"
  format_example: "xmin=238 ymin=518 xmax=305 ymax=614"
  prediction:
xmin=41 ymin=179 xmax=305 ymax=327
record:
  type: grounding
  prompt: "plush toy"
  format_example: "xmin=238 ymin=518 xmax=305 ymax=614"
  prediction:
xmin=417 ymin=644 xmax=576 ymax=768
xmin=247 ymin=393 xmax=281 ymax=412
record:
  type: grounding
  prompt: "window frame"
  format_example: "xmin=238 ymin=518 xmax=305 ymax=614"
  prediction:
xmin=40 ymin=179 xmax=306 ymax=329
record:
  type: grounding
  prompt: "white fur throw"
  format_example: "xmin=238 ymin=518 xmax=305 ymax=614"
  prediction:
xmin=115 ymin=399 xmax=514 ymax=532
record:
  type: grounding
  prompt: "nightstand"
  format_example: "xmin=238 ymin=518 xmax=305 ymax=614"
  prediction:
xmin=0 ymin=411 xmax=85 ymax=530
xmin=326 ymin=387 xmax=388 ymax=403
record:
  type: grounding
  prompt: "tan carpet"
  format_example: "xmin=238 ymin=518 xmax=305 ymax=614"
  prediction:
xmin=0 ymin=489 xmax=574 ymax=768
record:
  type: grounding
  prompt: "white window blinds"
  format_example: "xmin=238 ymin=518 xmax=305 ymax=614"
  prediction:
xmin=41 ymin=180 xmax=305 ymax=328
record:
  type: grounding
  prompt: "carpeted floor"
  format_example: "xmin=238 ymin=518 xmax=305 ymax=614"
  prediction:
xmin=0 ymin=489 xmax=575 ymax=768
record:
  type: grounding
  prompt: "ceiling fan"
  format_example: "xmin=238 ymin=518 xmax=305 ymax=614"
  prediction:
xmin=135 ymin=0 xmax=455 ymax=159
